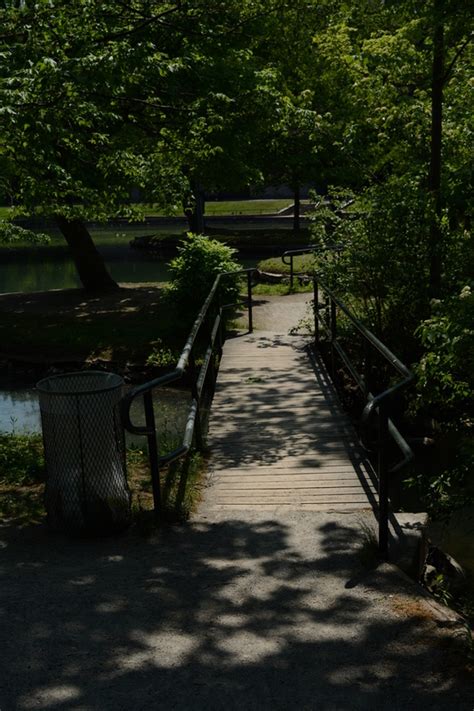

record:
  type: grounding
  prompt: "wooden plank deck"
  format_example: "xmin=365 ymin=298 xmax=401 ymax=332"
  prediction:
xmin=202 ymin=331 xmax=378 ymax=513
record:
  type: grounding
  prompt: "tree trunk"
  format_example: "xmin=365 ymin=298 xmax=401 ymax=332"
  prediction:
xmin=56 ymin=216 xmax=119 ymax=292
xmin=183 ymin=181 xmax=205 ymax=233
xmin=293 ymin=183 xmax=301 ymax=234
xmin=428 ymin=5 xmax=444 ymax=298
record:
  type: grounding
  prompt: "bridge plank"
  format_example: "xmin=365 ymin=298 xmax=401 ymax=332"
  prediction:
xmin=202 ymin=331 xmax=377 ymax=514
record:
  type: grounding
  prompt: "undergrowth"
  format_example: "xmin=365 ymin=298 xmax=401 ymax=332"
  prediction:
xmin=0 ymin=432 xmax=46 ymax=525
xmin=0 ymin=432 xmax=205 ymax=530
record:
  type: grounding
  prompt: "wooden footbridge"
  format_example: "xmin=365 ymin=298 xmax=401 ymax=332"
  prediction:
xmin=203 ymin=330 xmax=377 ymax=514
xmin=122 ymin=260 xmax=413 ymax=557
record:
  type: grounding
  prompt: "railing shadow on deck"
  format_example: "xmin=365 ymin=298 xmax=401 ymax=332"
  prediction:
xmin=121 ymin=268 xmax=258 ymax=516
xmin=281 ymin=247 xmax=414 ymax=558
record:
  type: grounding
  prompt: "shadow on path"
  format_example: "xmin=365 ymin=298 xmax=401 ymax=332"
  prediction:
xmin=0 ymin=515 xmax=472 ymax=710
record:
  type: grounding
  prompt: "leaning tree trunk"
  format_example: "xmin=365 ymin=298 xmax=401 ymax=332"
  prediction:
xmin=428 ymin=6 xmax=444 ymax=299
xmin=293 ymin=183 xmax=301 ymax=234
xmin=56 ymin=216 xmax=119 ymax=292
xmin=183 ymin=180 xmax=205 ymax=234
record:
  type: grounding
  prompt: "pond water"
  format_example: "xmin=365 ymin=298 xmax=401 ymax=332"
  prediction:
xmin=0 ymin=244 xmax=172 ymax=294
xmin=0 ymin=248 xmax=259 ymax=294
xmin=0 ymin=386 xmax=192 ymax=446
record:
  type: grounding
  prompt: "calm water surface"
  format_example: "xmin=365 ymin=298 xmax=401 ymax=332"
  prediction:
xmin=0 ymin=386 xmax=191 ymax=443
xmin=0 ymin=245 xmax=171 ymax=294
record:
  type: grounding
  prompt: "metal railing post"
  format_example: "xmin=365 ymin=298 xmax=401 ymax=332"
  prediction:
xmin=121 ymin=268 xmax=259 ymax=516
xmin=330 ymin=299 xmax=337 ymax=341
xmin=143 ymin=390 xmax=161 ymax=515
xmin=188 ymin=351 xmax=204 ymax=451
xmin=330 ymin=298 xmax=337 ymax=378
xmin=313 ymin=277 xmax=319 ymax=348
xmin=325 ymin=293 xmax=330 ymax=332
xmin=378 ymin=406 xmax=389 ymax=559
xmin=247 ymin=270 xmax=253 ymax=333
xmin=290 ymin=256 xmax=294 ymax=289
xmin=363 ymin=339 xmax=372 ymax=397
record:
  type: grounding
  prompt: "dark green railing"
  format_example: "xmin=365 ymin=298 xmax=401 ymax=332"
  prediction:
xmin=121 ymin=268 xmax=256 ymax=515
xmin=283 ymin=248 xmax=414 ymax=558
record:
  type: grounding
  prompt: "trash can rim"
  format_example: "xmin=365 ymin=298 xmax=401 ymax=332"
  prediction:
xmin=37 ymin=370 xmax=124 ymax=396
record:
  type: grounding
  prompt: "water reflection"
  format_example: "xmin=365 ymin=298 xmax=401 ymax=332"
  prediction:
xmin=0 ymin=387 xmax=191 ymax=444
xmin=0 ymin=247 xmax=171 ymax=294
xmin=0 ymin=390 xmax=41 ymax=433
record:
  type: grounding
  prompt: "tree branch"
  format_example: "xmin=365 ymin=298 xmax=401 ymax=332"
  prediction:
xmin=97 ymin=3 xmax=181 ymax=43
xmin=443 ymin=32 xmax=473 ymax=85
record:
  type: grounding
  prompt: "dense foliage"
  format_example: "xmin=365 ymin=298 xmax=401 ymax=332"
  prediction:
xmin=168 ymin=234 xmax=240 ymax=310
xmin=415 ymin=285 xmax=473 ymax=427
xmin=0 ymin=221 xmax=50 ymax=245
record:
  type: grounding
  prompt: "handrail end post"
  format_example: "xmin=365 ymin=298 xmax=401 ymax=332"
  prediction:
xmin=247 ymin=270 xmax=253 ymax=333
xmin=378 ymin=407 xmax=390 ymax=561
xmin=313 ymin=277 xmax=319 ymax=349
xmin=143 ymin=391 xmax=162 ymax=515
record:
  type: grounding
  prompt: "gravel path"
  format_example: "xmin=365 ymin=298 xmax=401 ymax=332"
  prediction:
xmin=251 ymin=292 xmax=313 ymax=333
xmin=0 ymin=516 xmax=472 ymax=710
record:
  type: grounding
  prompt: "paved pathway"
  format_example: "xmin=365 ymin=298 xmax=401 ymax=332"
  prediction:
xmin=1 ymin=514 xmax=471 ymax=710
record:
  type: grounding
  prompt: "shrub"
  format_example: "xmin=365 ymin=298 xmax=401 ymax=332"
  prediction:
xmin=414 ymin=284 xmax=474 ymax=426
xmin=0 ymin=432 xmax=45 ymax=485
xmin=168 ymin=233 xmax=240 ymax=311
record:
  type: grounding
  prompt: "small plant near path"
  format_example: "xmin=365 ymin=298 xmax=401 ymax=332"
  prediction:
xmin=0 ymin=432 xmax=204 ymax=530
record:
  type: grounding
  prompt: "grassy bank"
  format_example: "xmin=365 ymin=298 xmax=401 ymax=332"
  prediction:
xmin=0 ymin=199 xmax=305 ymax=224
xmin=0 ymin=432 xmax=205 ymax=530
xmin=258 ymin=254 xmax=315 ymax=274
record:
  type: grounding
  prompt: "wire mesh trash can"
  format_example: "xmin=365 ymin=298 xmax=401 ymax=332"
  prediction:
xmin=37 ymin=371 xmax=131 ymax=534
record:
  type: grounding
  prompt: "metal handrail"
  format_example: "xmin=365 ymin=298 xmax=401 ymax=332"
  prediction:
xmin=282 ymin=247 xmax=414 ymax=558
xmin=121 ymin=268 xmax=257 ymax=514
xmin=313 ymin=278 xmax=414 ymax=558
xmin=282 ymin=244 xmax=343 ymax=288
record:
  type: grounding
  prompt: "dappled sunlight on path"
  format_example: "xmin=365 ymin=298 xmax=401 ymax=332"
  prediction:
xmin=0 ymin=515 xmax=471 ymax=710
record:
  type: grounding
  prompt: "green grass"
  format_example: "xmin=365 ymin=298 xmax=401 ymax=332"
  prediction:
xmin=142 ymin=199 xmax=304 ymax=217
xmin=0 ymin=206 xmax=13 ymax=220
xmin=0 ymin=432 xmax=46 ymax=526
xmin=0 ymin=199 xmax=305 ymax=226
xmin=257 ymin=253 xmax=316 ymax=275
xmin=0 ymin=433 xmax=205 ymax=529
xmin=251 ymin=282 xmax=313 ymax=295
xmin=204 ymin=199 xmax=301 ymax=216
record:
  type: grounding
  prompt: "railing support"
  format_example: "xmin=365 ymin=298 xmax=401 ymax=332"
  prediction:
xmin=377 ymin=407 xmax=389 ymax=559
xmin=247 ymin=270 xmax=253 ymax=333
xmin=143 ymin=390 xmax=161 ymax=515
xmin=313 ymin=278 xmax=319 ymax=348
xmin=363 ymin=340 xmax=372 ymax=397
xmin=189 ymin=351 xmax=204 ymax=451
xmin=330 ymin=298 xmax=337 ymax=378
xmin=290 ymin=255 xmax=294 ymax=289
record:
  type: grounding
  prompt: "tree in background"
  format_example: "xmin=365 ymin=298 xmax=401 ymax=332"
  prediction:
xmin=0 ymin=0 xmax=276 ymax=289
xmin=311 ymin=0 xmax=473 ymax=344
